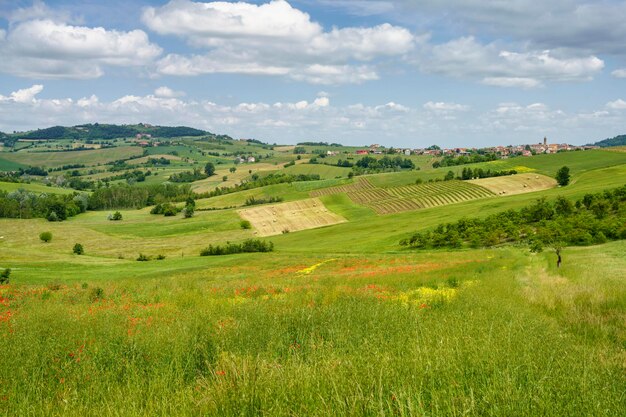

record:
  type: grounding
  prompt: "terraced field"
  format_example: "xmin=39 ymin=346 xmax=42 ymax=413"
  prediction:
xmin=310 ymin=177 xmax=376 ymax=197
xmin=312 ymin=177 xmax=495 ymax=214
xmin=369 ymin=181 xmax=495 ymax=214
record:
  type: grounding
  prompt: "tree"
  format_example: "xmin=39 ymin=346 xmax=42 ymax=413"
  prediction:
xmin=556 ymin=166 xmax=570 ymax=186
xmin=183 ymin=203 xmax=194 ymax=218
xmin=73 ymin=243 xmax=84 ymax=255
xmin=39 ymin=231 xmax=52 ymax=243
xmin=204 ymin=162 xmax=216 ymax=176
xmin=444 ymin=170 xmax=455 ymax=181
xmin=0 ymin=268 xmax=10 ymax=284
xmin=229 ymin=167 xmax=236 ymax=173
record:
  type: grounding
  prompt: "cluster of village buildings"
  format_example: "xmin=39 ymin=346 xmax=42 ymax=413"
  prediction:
xmin=356 ymin=138 xmax=599 ymax=158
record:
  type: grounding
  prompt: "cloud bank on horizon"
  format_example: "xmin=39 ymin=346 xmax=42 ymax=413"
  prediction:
xmin=0 ymin=0 xmax=625 ymax=147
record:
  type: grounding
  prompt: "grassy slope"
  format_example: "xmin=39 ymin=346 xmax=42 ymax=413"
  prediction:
xmin=0 ymin=146 xmax=143 ymax=168
xmin=0 ymin=243 xmax=623 ymax=415
xmin=281 ymin=163 xmax=351 ymax=179
xmin=0 ymin=150 xmax=624 ymax=415
xmin=368 ymin=149 xmax=626 ymax=187
xmin=0 ymin=182 xmax=76 ymax=194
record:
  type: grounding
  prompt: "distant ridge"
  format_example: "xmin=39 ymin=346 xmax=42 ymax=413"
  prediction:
xmin=589 ymin=134 xmax=626 ymax=147
xmin=0 ymin=123 xmax=233 ymax=144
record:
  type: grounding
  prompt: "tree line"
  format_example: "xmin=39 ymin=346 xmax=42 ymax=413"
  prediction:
xmin=400 ymin=185 xmax=626 ymax=265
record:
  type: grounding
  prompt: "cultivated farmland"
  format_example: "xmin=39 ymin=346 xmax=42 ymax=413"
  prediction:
xmin=468 ymin=173 xmax=557 ymax=195
xmin=312 ymin=177 xmax=496 ymax=214
xmin=238 ymin=198 xmax=346 ymax=236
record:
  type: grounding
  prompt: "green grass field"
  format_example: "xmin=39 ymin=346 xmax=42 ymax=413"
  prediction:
xmin=0 ymin=147 xmax=624 ymax=415
xmin=0 ymin=182 xmax=76 ymax=195
xmin=0 ymin=146 xmax=143 ymax=169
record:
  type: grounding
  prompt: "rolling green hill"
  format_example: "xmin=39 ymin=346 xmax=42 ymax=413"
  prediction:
xmin=0 ymin=139 xmax=625 ymax=415
xmin=590 ymin=133 xmax=626 ymax=147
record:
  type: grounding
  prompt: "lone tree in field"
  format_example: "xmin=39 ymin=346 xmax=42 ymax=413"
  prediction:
xmin=73 ymin=243 xmax=84 ymax=255
xmin=556 ymin=166 xmax=570 ymax=186
xmin=0 ymin=268 xmax=10 ymax=284
xmin=39 ymin=231 xmax=52 ymax=243
xmin=204 ymin=162 xmax=216 ymax=176
xmin=532 ymin=223 xmax=566 ymax=268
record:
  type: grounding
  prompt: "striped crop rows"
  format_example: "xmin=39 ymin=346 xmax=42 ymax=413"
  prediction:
xmin=311 ymin=177 xmax=496 ymax=214
xmin=310 ymin=177 xmax=376 ymax=197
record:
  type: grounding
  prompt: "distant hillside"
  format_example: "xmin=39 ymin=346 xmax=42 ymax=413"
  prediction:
xmin=2 ymin=123 xmax=231 ymax=143
xmin=590 ymin=134 xmax=626 ymax=147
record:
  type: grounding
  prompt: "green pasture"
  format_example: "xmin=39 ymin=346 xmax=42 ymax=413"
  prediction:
xmin=0 ymin=146 xmax=143 ymax=169
xmin=368 ymin=149 xmax=626 ymax=188
xmin=0 ymin=147 xmax=624 ymax=415
xmin=0 ymin=157 xmax=27 ymax=171
xmin=281 ymin=163 xmax=351 ymax=179
xmin=0 ymin=182 xmax=76 ymax=195
xmin=0 ymin=242 xmax=624 ymax=415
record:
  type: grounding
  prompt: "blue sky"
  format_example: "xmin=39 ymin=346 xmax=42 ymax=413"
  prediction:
xmin=1 ymin=0 xmax=625 ymax=147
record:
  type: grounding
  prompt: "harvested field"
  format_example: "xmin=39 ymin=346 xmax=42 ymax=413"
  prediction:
xmin=312 ymin=178 xmax=496 ymax=214
xmin=368 ymin=180 xmax=494 ymax=214
xmin=238 ymin=198 xmax=346 ymax=236
xmin=468 ymin=173 xmax=557 ymax=196
xmin=310 ymin=177 xmax=375 ymax=197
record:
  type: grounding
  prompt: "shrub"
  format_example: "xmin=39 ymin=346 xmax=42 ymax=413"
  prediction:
xmin=108 ymin=211 xmax=123 ymax=221
xmin=137 ymin=253 xmax=150 ymax=261
xmin=89 ymin=287 xmax=104 ymax=302
xmin=183 ymin=204 xmax=194 ymax=218
xmin=240 ymin=220 xmax=252 ymax=229
xmin=0 ymin=268 xmax=10 ymax=284
xmin=200 ymin=239 xmax=274 ymax=256
xmin=156 ymin=254 xmax=166 ymax=260
xmin=73 ymin=243 xmax=84 ymax=255
xmin=39 ymin=231 xmax=53 ymax=243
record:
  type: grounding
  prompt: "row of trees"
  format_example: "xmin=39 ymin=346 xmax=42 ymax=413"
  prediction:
xmin=432 ymin=153 xmax=498 ymax=168
xmin=400 ymin=185 xmax=626 ymax=266
xmin=354 ymin=156 xmax=415 ymax=172
xmin=0 ymin=190 xmax=87 ymax=220
xmin=169 ymin=169 xmax=207 ymax=183
xmin=200 ymin=239 xmax=274 ymax=256
xmin=443 ymin=168 xmax=518 ymax=181
xmin=88 ymin=183 xmax=192 ymax=210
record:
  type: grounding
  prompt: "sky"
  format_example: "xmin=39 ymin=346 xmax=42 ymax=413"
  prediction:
xmin=0 ymin=0 xmax=625 ymax=147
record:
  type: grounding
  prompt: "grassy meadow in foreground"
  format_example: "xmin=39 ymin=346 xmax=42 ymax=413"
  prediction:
xmin=0 ymin=244 xmax=624 ymax=416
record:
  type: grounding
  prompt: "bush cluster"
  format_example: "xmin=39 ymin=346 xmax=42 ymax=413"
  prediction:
xmin=200 ymin=239 xmax=274 ymax=256
xmin=401 ymin=185 xmax=626 ymax=251
xmin=244 ymin=196 xmax=283 ymax=206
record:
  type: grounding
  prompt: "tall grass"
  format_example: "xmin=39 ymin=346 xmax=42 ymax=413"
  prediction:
xmin=0 ymin=245 xmax=624 ymax=416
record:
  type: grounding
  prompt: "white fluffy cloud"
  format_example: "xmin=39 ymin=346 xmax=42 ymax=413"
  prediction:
xmin=0 ymin=84 xmax=44 ymax=103
xmin=143 ymin=0 xmax=413 ymax=84
xmin=423 ymin=101 xmax=469 ymax=112
xmin=0 ymin=19 xmax=161 ymax=79
xmin=606 ymin=99 xmax=626 ymax=110
xmin=154 ymin=86 xmax=186 ymax=98
xmin=612 ymin=69 xmax=626 ymax=78
xmin=416 ymin=36 xmax=604 ymax=87
xmin=2 ymin=86 xmax=625 ymax=147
